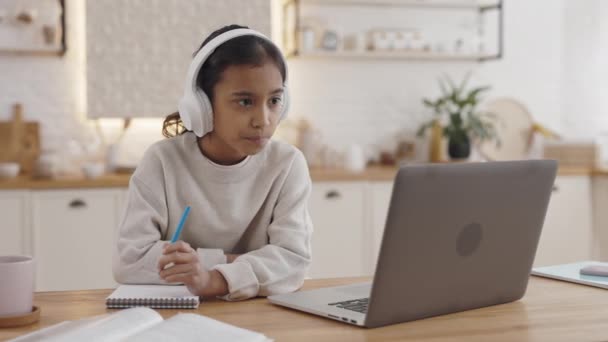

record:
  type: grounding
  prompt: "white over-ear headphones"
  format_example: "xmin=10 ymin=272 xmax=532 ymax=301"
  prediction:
xmin=178 ymin=28 xmax=290 ymax=137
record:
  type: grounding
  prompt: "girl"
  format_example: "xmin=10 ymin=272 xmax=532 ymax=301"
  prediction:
xmin=112 ymin=25 xmax=313 ymax=301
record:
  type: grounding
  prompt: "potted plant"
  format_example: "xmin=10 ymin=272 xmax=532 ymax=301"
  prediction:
xmin=417 ymin=73 xmax=500 ymax=160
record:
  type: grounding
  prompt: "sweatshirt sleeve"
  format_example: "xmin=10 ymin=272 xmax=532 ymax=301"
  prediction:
xmin=112 ymin=174 xmax=168 ymax=284
xmin=112 ymin=151 xmax=227 ymax=285
xmin=212 ymin=152 xmax=313 ymax=301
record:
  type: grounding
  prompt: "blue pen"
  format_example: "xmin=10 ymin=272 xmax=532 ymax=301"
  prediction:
xmin=170 ymin=206 xmax=191 ymax=243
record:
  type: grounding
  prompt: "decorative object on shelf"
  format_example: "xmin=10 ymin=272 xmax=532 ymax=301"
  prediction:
xmin=0 ymin=162 xmax=20 ymax=180
xmin=369 ymin=28 xmax=426 ymax=51
xmin=477 ymin=98 xmax=561 ymax=161
xmin=369 ymin=29 xmax=390 ymax=50
xmin=0 ymin=0 xmax=65 ymax=56
xmin=395 ymin=140 xmax=416 ymax=164
xmin=81 ymin=161 xmax=106 ymax=180
xmin=34 ymin=153 xmax=61 ymax=179
xmin=417 ymin=73 xmax=499 ymax=161
xmin=344 ymin=144 xmax=366 ymax=172
xmin=0 ymin=104 xmax=40 ymax=175
xmin=15 ymin=10 xmax=35 ymax=24
xmin=543 ymin=141 xmax=596 ymax=169
xmin=295 ymin=119 xmax=325 ymax=168
xmin=320 ymin=30 xmax=340 ymax=51
xmin=299 ymin=27 xmax=316 ymax=52
xmin=280 ymin=0 xmax=502 ymax=62
xmin=42 ymin=25 xmax=58 ymax=45
xmin=428 ymin=120 xmax=444 ymax=162
xmin=342 ymin=33 xmax=357 ymax=51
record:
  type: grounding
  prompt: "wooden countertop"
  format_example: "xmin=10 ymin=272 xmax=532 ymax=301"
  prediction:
xmin=0 ymin=165 xmax=605 ymax=190
xmin=0 ymin=173 xmax=133 ymax=190
xmin=3 ymin=276 xmax=608 ymax=341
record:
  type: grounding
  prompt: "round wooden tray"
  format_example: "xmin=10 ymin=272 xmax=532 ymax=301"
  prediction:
xmin=0 ymin=306 xmax=40 ymax=328
xmin=478 ymin=98 xmax=535 ymax=161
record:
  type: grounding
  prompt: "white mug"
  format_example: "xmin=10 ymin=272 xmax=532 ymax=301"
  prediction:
xmin=0 ymin=255 xmax=35 ymax=316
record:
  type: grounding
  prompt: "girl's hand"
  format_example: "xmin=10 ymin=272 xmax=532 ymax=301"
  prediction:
xmin=157 ymin=241 xmax=210 ymax=295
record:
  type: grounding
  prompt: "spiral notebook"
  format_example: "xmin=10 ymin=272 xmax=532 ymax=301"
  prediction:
xmin=106 ymin=285 xmax=200 ymax=309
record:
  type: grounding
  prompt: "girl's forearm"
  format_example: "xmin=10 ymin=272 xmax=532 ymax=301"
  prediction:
xmin=225 ymin=253 xmax=242 ymax=263
xmin=199 ymin=270 xmax=229 ymax=297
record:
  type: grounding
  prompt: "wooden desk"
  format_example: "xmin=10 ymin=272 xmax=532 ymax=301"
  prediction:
xmin=2 ymin=276 xmax=608 ymax=341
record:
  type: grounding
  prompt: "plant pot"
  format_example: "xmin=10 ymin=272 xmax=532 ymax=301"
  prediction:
xmin=448 ymin=135 xmax=471 ymax=160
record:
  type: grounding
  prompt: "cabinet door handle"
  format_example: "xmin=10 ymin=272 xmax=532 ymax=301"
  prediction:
xmin=325 ymin=190 xmax=341 ymax=199
xmin=68 ymin=199 xmax=87 ymax=209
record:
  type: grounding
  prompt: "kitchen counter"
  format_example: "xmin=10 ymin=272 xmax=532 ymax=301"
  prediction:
xmin=0 ymin=166 xmax=603 ymax=190
xmin=0 ymin=173 xmax=132 ymax=190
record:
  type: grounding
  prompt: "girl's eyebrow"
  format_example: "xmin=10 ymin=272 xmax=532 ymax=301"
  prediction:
xmin=231 ymin=89 xmax=284 ymax=97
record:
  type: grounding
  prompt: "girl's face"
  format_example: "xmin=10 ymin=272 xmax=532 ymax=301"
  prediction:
xmin=202 ymin=61 xmax=284 ymax=164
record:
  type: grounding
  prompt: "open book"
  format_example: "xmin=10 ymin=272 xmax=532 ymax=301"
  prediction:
xmin=9 ymin=307 xmax=272 ymax=342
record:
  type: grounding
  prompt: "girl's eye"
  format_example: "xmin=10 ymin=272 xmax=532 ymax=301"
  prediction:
xmin=238 ymin=99 xmax=253 ymax=107
xmin=270 ymin=97 xmax=283 ymax=106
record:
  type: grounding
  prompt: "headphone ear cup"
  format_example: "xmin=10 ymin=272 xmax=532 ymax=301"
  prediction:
xmin=280 ymin=86 xmax=290 ymax=121
xmin=196 ymin=89 xmax=214 ymax=137
xmin=178 ymin=92 xmax=204 ymax=137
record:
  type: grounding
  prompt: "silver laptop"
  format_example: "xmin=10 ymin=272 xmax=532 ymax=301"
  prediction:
xmin=268 ymin=160 xmax=558 ymax=328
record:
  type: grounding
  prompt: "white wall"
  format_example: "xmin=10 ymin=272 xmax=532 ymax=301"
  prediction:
xmin=1 ymin=0 xmax=605 ymax=155
xmin=284 ymin=0 xmax=569 ymax=157
xmin=86 ymin=0 xmax=270 ymax=118
xmin=0 ymin=0 xmax=87 ymax=152
xmin=0 ymin=0 xmax=270 ymax=154
xmin=562 ymin=0 xmax=608 ymax=139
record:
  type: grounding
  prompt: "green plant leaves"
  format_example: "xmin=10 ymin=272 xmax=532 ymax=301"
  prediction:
xmin=417 ymin=73 xmax=499 ymax=146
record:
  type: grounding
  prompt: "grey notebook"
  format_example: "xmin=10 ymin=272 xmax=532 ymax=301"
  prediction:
xmin=105 ymin=285 xmax=200 ymax=309
xmin=532 ymin=261 xmax=608 ymax=289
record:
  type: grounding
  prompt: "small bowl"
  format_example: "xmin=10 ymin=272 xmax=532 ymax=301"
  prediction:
xmin=81 ymin=162 xmax=105 ymax=179
xmin=0 ymin=162 xmax=20 ymax=179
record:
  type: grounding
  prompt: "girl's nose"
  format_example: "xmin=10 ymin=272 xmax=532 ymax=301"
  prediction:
xmin=251 ymin=106 xmax=271 ymax=128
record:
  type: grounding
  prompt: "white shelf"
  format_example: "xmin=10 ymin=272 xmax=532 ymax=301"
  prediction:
xmin=295 ymin=0 xmax=501 ymax=10
xmin=280 ymin=0 xmax=503 ymax=62
xmin=291 ymin=50 xmax=496 ymax=61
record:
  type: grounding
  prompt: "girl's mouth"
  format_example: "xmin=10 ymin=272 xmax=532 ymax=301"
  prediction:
xmin=244 ymin=136 xmax=268 ymax=146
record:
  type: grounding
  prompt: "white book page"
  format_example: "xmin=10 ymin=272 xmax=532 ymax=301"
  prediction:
xmin=9 ymin=320 xmax=88 ymax=342
xmin=14 ymin=307 xmax=163 ymax=342
xmin=128 ymin=313 xmax=271 ymax=342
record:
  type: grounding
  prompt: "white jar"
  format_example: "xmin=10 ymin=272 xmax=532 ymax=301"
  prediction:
xmin=344 ymin=144 xmax=366 ymax=173
xmin=300 ymin=28 xmax=316 ymax=52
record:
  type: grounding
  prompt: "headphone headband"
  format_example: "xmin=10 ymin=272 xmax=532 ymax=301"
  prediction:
xmin=178 ymin=28 xmax=290 ymax=137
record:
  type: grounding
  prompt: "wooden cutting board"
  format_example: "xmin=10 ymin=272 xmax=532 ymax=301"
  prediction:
xmin=0 ymin=104 xmax=41 ymax=175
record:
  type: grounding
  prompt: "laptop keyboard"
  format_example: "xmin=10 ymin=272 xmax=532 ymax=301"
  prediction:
xmin=328 ymin=298 xmax=369 ymax=314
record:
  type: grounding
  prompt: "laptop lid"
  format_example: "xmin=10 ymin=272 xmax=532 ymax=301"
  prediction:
xmin=364 ymin=160 xmax=557 ymax=328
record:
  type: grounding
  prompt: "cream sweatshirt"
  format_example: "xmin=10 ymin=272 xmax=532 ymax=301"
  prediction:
xmin=112 ymin=132 xmax=313 ymax=301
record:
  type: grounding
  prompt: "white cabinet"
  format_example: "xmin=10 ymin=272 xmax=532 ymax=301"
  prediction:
xmin=592 ymin=177 xmax=608 ymax=261
xmin=368 ymin=182 xmax=393 ymax=274
xmin=0 ymin=191 xmax=29 ymax=255
xmin=308 ymin=182 xmax=366 ymax=279
xmin=534 ymin=176 xmax=593 ymax=267
xmin=0 ymin=170 xmax=601 ymax=291
xmin=32 ymin=189 xmax=122 ymax=291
